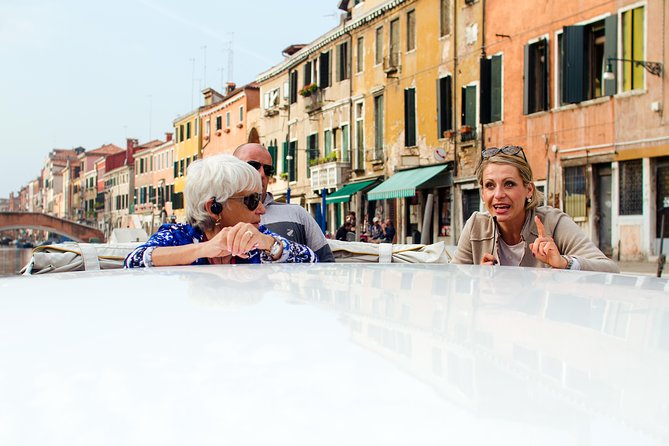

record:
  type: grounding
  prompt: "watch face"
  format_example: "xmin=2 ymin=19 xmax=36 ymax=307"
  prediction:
xmin=270 ymin=239 xmax=282 ymax=258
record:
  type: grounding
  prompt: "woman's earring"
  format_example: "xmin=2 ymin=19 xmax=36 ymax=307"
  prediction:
xmin=526 ymin=197 xmax=531 ymax=204
xmin=215 ymin=216 xmax=223 ymax=227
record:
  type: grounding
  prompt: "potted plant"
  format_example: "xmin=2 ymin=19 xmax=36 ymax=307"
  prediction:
xmin=460 ymin=124 xmax=472 ymax=134
xmin=299 ymin=83 xmax=319 ymax=97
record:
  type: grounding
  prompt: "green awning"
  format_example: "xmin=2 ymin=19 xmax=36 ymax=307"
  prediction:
xmin=367 ymin=165 xmax=448 ymax=201
xmin=326 ymin=180 xmax=376 ymax=204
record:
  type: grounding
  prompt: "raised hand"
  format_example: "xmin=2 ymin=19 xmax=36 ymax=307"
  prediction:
xmin=481 ymin=252 xmax=497 ymax=265
xmin=529 ymin=216 xmax=568 ymax=268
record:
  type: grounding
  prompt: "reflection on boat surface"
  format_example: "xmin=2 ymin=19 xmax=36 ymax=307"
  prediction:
xmin=269 ymin=265 xmax=669 ymax=444
xmin=1 ymin=264 xmax=667 ymax=445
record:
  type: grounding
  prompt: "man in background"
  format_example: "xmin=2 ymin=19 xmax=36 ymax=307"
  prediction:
xmin=234 ymin=143 xmax=335 ymax=262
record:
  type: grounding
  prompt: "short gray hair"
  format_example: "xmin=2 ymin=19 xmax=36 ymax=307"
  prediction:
xmin=185 ymin=154 xmax=261 ymax=231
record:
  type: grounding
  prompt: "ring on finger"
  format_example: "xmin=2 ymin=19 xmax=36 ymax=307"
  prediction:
xmin=244 ymin=230 xmax=253 ymax=237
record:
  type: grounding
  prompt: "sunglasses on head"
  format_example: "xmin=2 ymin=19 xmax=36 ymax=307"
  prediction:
xmin=481 ymin=145 xmax=527 ymax=162
xmin=230 ymin=192 xmax=262 ymax=211
xmin=247 ymin=160 xmax=274 ymax=176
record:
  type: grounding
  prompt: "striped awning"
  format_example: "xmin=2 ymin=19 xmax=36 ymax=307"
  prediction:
xmin=367 ymin=165 xmax=448 ymax=201
xmin=326 ymin=180 xmax=376 ymax=204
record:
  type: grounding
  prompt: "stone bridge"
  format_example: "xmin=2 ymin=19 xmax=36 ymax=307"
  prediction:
xmin=0 ymin=212 xmax=105 ymax=243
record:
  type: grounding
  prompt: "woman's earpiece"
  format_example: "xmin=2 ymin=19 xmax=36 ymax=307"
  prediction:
xmin=210 ymin=198 xmax=223 ymax=215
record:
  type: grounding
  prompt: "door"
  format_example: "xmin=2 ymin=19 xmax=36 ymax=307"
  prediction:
xmin=596 ymin=165 xmax=612 ymax=255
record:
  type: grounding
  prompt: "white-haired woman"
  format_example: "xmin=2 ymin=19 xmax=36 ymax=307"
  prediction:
xmin=124 ymin=154 xmax=317 ymax=267
xmin=453 ymin=145 xmax=618 ymax=272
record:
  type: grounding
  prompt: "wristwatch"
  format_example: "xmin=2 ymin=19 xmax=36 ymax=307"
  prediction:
xmin=268 ymin=237 xmax=283 ymax=260
xmin=561 ymin=255 xmax=575 ymax=270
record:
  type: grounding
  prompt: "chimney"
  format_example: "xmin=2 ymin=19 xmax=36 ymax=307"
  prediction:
xmin=226 ymin=82 xmax=236 ymax=95
xmin=126 ymin=138 xmax=138 ymax=165
xmin=165 ymin=132 xmax=173 ymax=142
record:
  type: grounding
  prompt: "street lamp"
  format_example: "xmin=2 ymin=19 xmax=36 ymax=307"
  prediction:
xmin=603 ymin=57 xmax=663 ymax=81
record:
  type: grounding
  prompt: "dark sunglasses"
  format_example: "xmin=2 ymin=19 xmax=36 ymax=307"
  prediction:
xmin=230 ymin=192 xmax=262 ymax=211
xmin=481 ymin=145 xmax=527 ymax=162
xmin=247 ymin=160 xmax=275 ymax=176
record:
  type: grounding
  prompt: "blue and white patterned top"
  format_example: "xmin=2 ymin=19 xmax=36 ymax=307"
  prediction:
xmin=124 ymin=223 xmax=318 ymax=268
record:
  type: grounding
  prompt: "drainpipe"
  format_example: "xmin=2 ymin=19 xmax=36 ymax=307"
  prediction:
xmin=480 ymin=0 xmax=486 ymax=152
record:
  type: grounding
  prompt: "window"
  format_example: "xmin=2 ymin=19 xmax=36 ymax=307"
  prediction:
xmin=356 ymin=37 xmax=364 ymax=73
xmin=480 ymin=54 xmax=502 ymax=123
xmin=461 ymin=85 xmax=477 ymax=141
xmin=621 ymin=6 xmax=645 ymax=91
xmin=239 ymin=106 xmax=244 ymax=122
xmin=437 ymin=75 xmax=453 ymax=138
xmin=619 ymin=160 xmax=642 ymax=215
xmin=194 ymin=117 xmax=199 ymax=136
xmin=374 ymin=94 xmax=384 ymax=160
xmin=324 ymin=129 xmax=333 ymax=157
xmin=289 ymin=70 xmax=298 ymax=104
xmin=524 ymin=39 xmax=549 ymax=114
xmin=404 ymin=88 xmax=416 ymax=147
xmin=440 ymin=0 xmax=451 ymax=37
xmin=319 ymin=51 xmax=331 ymax=89
xmin=375 ymin=27 xmax=383 ymax=65
xmin=561 ymin=16 xmax=616 ymax=103
xmin=389 ymin=19 xmax=400 ymax=69
xmin=225 ymin=112 xmax=230 ymax=127
xmin=179 ymin=124 xmax=184 ymax=142
xmin=306 ymin=134 xmax=319 ymax=177
xmin=341 ymin=124 xmax=350 ymax=163
xmin=265 ymin=88 xmax=279 ymax=109
xmin=337 ymin=41 xmax=349 ymax=81
xmin=407 ymin=10 xmax=416 ymax=52
xmin=304 ymin=61 xmax=312 ymax=86
xmin=205 ymin=119 xmax=210 ymax=137
xmin=564 ymin=166 xmax=587 ymax=218
xmin=186 ymin=122 xmax=191 ymax=139
xmin=355 ymin=101 xmax=364 ymax=170
xmin=462 ymin=189 xmax=480 ymax=222
xmin=215 ymin=116 xmax=222 ymax=131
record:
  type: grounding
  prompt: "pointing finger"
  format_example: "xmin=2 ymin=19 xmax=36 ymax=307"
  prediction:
xmin=534 ymin=215 xmax=546 ymax=238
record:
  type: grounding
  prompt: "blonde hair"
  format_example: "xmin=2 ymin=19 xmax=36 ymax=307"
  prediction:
xmin=475 ymin=152 xmax=543 ymax=210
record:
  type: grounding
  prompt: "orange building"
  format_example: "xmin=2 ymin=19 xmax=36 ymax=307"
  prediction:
xmin=482 ymin=0 xmax=668 ymax=261
xmin=201 ymin=83 xmax=260 ymax=158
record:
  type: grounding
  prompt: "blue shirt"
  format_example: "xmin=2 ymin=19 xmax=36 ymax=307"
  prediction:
xmin=124 ymin=223 xmax=317 ymax=268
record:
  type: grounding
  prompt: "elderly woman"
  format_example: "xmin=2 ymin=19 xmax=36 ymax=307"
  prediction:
xmin=452 ymin=145 xmax=619 ymax=272
xmin=124 ymin=155 xmax=317 ymax=267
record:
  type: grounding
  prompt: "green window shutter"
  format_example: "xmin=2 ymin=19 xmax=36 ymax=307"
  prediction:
xmin=523 ymin=43 xmax=532 ymax=115
xmin=404 ymin=88 xmax=416 ymax=147
xmin=268 ymin=145 xmax=278 ymax=172
xmin=465 ymin=85 xmax=476 ymax=127
xmin=490 ymin=55 xmax=502 ymax=122
xmin=282 ymin=141 xmax=288 ymax=174
xmin=562 ymin=25 xmax=586 ymax=104
xmin=603 ymin=14 xmax=618 ymax=96
xmin=479 ymin=57 xmax=491 ymax=124
xmin=437 ymin=76 xmax=452 ymax=137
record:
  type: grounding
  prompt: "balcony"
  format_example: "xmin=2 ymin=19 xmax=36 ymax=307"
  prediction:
xmin=310 ymin=160 xmax=351 ymax=191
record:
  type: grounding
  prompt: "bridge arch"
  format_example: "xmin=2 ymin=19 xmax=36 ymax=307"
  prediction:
xmin=0 ymin=212 xmax=105 ymax=243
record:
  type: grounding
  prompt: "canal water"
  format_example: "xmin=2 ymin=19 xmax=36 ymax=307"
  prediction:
xmin=0 ymin=248 xmax=32 ymax=277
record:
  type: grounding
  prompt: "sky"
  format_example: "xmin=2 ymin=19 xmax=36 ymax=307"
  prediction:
xmin=0 ymin=0 xmax=341 ymax=198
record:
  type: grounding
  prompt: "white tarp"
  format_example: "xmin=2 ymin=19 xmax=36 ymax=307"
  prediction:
xmin=327 ymin=240 xmax=451 ymax=263
xmin=21 ymin=242 xmax=142 ymax=275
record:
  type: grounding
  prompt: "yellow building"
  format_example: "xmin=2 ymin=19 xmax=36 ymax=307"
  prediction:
xmin=172 ymin=111 xmax=201 ymax=221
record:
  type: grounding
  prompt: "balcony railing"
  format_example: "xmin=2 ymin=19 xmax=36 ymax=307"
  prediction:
xmin=310 ymin=160 xmax=351 ymax=191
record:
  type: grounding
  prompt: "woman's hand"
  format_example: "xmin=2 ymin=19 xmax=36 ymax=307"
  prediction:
xmin=207 ymin=222 xmax=274 ymax=259
xmin=529 ymin=216 xmax=568 ymax=269
xmin=481 ymin=253 xmax=498 ymax=265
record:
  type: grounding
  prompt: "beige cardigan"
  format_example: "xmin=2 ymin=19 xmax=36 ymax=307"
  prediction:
xmin=452 ymin=206 xmax=620 ymax=273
